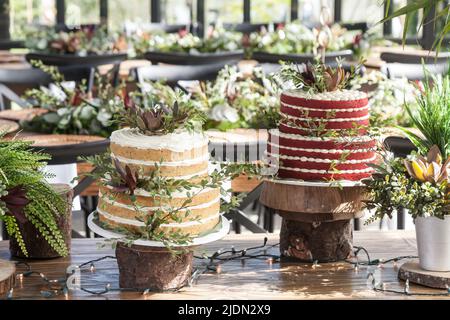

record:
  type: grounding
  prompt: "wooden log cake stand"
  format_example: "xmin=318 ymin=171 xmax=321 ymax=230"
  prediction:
xmin=0 ymin=259 xmax=15 ymax=296
xmin=260 ymin=179 xmax=366 ymax=262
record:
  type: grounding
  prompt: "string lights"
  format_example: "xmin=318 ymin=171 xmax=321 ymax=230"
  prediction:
xmin=2 ymin=238 xmax=450 ymax=299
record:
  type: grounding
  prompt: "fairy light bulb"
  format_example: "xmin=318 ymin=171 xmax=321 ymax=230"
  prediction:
xmin=90 ymin=263 xmax=95 ymax=272
xmin=404 ymin=279 xmax=410 ymax=294
xmin=216 ymin=264 xmax=222 ymax=274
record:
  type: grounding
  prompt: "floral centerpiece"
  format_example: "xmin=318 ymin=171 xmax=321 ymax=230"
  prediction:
xmin=24 ymin=25 xmax=127 ymax=55
xmin=21 ymin=62 xmax=123 ymax=137
xmin=0 ymin=133 xmax=70 ymax=258
xmin=248 ymin=22 xmax=355 ymax=56
xmin=188 ymin=66 xmax=282 ymax=131
xmin=364 ymin=72 xmax=450 ymax=272
xmin=130 ymin=26 xmax=243 ymax=57
xmin=350 ymin=70 xmax=420 ymax=128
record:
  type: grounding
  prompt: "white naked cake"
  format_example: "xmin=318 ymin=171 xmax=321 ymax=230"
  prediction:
xmin=268 ymin=63 xmax=377 ymax=182
xmin=97 ymin=128 xmax=221 ymax=237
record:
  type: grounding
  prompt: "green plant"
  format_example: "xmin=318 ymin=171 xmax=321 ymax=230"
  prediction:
xmin=400 ymin=72 xmax=450 ymax=158
xmin=0 ymin=133 xmax=69 ymax=257
xmin=189 ymin=66 xmax=282 ymax=131
xmin=381 ymin=0 xmax=448 ymax=53
xmin=364 ymin=145 xmax=450 ymax=222
xmin=21 ymin=60 xmax=123 ymax=137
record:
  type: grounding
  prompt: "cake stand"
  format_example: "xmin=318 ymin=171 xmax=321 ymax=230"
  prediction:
xmin=260 ymin=178 xmax=367 ymax=262
xmin=87 ymin=212 xmax=230 ymax=290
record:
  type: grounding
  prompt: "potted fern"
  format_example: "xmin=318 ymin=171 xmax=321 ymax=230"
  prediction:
xmin=0 ymin=134 xmax=71 ymax=259
xmin=365 ymin=73 xmax=450 ymax=271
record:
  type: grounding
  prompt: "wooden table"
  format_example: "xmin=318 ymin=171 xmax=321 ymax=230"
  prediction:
xmin=1 ymin=231 xmax=449 ymax=300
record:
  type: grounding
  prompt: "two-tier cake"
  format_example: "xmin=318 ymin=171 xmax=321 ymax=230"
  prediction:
xmin=267 ymin=66 xmax=377 ymax=181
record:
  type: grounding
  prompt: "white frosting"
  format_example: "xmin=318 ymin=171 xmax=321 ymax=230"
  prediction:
xmin=283 ymin=89 xmax=367 ymax=101
xmin=104 ymin=184 xmax=215 ymax=199
xmin=283 ymin=113 xmax=369 ymax=123
xmin=266 ymin=152 xmax=377 ymax=164
xmin=97 ymin=207 xmax=220 ymax=228
xmin=269 ymin=129 xmax=374 ymax=143
xmin=110 ymin=128 xmax=208 ymax=152
xmin=281 ymin=101 xmax=369 ymax=113
xmin=274 ymin=165 xmax=374 ymax=174
xmin=111 ymin=153 xmax=209 ymax=166
xmin=100 ymin=194 xmax=220 ymax=212
xmin=267 ymin=142 xmax=373 ymax=154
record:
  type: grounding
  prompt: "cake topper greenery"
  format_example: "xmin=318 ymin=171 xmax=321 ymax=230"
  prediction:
xmin=279 ymin=58 xmax=364 ymax=94
xmin=0 ymin=133 xmax=69 ymax=257
xmin=119 ymin=85 xmax=206 ymax=135
xmin=22 ymin=61 xmax=123 ymax=137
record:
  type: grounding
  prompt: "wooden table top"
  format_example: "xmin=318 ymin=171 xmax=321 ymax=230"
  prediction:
xmin=1 ymin=231 xmax=449 ymax=300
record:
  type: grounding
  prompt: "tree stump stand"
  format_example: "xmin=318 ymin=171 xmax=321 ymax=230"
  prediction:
xmin=0 ymin=259 xmax=15 ymax=296
xmin=260 ymin=179 xmax=366 ymax=262
xmin=115 ymin=243 xmax=193 ymax=291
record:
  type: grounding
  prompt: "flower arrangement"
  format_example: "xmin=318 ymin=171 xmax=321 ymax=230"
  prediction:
xmin=130 ymin=26 xmax=243 ymax=57
xmin=188 ymin=66 xmax=282 ymax=131
xmin=24 ymin=25 xmax=127 ymax=55
xmin=350 ymin=71 xmax=420 ymax=128
xmin=0 ymin=133 xmax=69 ymax=257
xmin=248 ymin=22 xmax=355 ymax=55
xmin=21 ymin=61 xmax=123 ymax=137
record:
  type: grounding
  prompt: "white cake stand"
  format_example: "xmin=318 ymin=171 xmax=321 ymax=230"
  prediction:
xmin=87 ymin=211 xmax=230 ymax=247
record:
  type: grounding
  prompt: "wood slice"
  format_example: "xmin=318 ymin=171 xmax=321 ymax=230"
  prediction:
xmin=280 ymin=218 xmax=353 ymax=262
xmin=398 ymin=261 xmax=450 ymax=289
xmin=260 ymin=180 xmax=366 ymax=221
xmin=9 ymin=184 xmax=73 ymax=259
xmin=0 ymin=108 xmax=47 ymax=122
xmin=0 ymin=260 xmax=15 ymax=296
xmin=0 ymin=119 xmax=19 ymax=134
xmin=23 ymin=134 xmax=105 ymax=147
xmin=115 ymin=243 xmax=193 ymax=291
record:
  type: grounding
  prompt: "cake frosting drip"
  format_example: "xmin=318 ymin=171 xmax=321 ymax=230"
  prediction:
xmin=269 ymin=89 xmax=376 ymax=182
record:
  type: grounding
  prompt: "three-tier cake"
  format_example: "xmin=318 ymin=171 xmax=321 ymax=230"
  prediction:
xmin=96 ymin=108 xmax=222 ymax=238
xmin=267 ymin=68 xmax=377 ymax=181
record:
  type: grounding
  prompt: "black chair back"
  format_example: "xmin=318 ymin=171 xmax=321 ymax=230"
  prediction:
xmin=381 ymin=62 xmax=449 ymax=80
xmin=380 ymin=51 xmax=450 ymax=64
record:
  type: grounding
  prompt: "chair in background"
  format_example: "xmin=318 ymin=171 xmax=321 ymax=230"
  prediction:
xmin=380 ymin=51 xmax=450 ymax=64
xmin=381 ymin=62 xmax=449 ymax=81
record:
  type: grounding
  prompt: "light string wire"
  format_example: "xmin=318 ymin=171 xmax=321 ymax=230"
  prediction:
xmin=3 ymin=238 xmax=450 ymax=299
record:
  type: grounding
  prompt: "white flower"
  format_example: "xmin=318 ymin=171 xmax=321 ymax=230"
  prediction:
xmin=49 ymin=84 xmax=67 ymax=102
xmin=209 ymin=104 xmax=239 ymax=123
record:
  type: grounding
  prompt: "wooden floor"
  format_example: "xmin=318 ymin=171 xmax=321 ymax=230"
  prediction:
xmin=0 ymin=231 xmax=449 ymax=300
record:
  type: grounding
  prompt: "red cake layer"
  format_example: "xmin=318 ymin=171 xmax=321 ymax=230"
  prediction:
xmin=267 ymin=143 xmax=376 ymax=161
xmin=273 ymin=157 xmax=372 ymax=171
xmin=269 ymin=131 xmax=376 ymax=151
xmin=278 ymin=123 xmax=368 ymax=136
xmin=281 ymin=118 xmax=370 ymax=131
xmin=280 ymin=93 xmax=368 ymax=110
xmin=277 ymin=168 xmax=373 ymax=181
xmin=281 ymin=103 xmax=369 ymax=119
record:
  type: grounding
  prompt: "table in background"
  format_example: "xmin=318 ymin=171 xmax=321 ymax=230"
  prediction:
xmin=1 ymin=231 xmax=448 ymax=300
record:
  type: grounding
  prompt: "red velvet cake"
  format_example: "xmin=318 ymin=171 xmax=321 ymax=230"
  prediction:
xmin=267 ymin=89 xmax=376 ymax=181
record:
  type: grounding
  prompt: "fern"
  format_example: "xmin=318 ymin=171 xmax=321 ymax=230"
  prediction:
xmin=0 ymin=133 xmax=69 ymax=257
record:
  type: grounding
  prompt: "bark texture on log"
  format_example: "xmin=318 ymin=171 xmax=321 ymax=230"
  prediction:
xmin=9 ymin=184 xmax=73 ymax=259
xmin=0 ymin=259 xmax=15 ymax=296
xmin=280 ymin=218 xmax=353 ymax=262
xmin=115 ymin=242 xmax=193 ymax=291
xmin=398 ymin=262 xmax=450 ymax=289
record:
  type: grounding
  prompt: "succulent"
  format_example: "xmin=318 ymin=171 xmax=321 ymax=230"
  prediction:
xmin=279 ymin=59 xmax=363 ymax=94
xmin=404 ymin=145 xmax=450 ymax=185
xmin=113 ymin=158 xmax=139 ymax=195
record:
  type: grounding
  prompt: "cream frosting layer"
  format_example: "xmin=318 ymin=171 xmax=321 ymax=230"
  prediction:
xmin=281 ymin=101 xmax=369 ymax=112
xmin=283 ymin=113 xmax=370 ymax=122
xmin=274 ymin=165 xmax=373 ymax=174
xmin=103 ymin=184 xmax=216 ymax=199
xmin=111 ymin=153 xmax=209 ymax=166
xmin=97 ymin=207 xmax=220 ymax=228
xmin=100 ymin=194 xmax=220 ymax=212
xmin=267 ymin=142 xmax=373 ymax=153
xmin=110 ymin=128 xmax=208 ymax=152
xmin=283 ymin=89 xmax=367 ymax=101
xmin=267 ymin=153 xmax=377 ymax=164
xmin=269 ymin=129 xmax=373 ymax=143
